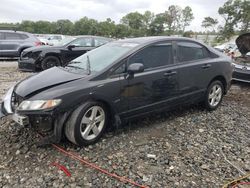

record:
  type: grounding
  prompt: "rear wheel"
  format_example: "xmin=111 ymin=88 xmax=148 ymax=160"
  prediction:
xmin=205 ymin=80 xmax=224 ymax=111
xmin=65 ymin=101 xmax=108 ymax=146
xmin=41 ymin=56 xmax=60 ymax=70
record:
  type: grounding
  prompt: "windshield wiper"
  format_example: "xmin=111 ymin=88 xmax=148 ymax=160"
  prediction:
xmin=66 ymin=65 xmax=85 ymax=70
xmin=87 ymin=55 xmax=91 ymax=75
xmin=69 ymin=61 xmax=82 ymax=64
xmin=66 ymin=61 xmax=85 ymax=69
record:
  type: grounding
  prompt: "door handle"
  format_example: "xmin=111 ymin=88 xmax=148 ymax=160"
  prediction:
xmin=201 ymin=64 xmax=211 ymax=69
xmin=164 ymin=71 xmax=177 ymax=76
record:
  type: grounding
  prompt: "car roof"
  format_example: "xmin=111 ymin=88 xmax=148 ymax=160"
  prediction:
xmin=0 ymin=30 xmax=31 ymax=35
xmin=73 ymin=35 xmax=113 ymax=39
xmin=116 ymin=36 xmax=202 ymax=44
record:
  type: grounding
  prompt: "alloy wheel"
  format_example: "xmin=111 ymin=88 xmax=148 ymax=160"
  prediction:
xmin=208 ymin=84 xmax=222 ymax=107
xmin=80 ymin=106 xmax=105 ymax=140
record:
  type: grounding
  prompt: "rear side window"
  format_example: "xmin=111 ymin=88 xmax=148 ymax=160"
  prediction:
xmin=177 ymin=42 xmax=209 ymax=62
xmin=5 ymin=33 xmax=23 ymax=40
xmin=129 ymin=43 xmax=173 ymax=69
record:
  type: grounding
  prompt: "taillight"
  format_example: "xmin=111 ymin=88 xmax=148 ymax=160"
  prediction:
xmin=35 ymin=41 xmax=42 ymax=46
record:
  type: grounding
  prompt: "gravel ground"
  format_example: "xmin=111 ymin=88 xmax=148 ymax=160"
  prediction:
xmin=0 ymin=61 xmax=250 ymax=188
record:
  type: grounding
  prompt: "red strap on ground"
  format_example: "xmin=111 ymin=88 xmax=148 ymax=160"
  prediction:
xmin=50 ymin=162 xmax=71 ymax=177
xmin=51 ymin=143 xmax=149 ymax=188
xmin=232 ymin=182 xmax=250 ymax=188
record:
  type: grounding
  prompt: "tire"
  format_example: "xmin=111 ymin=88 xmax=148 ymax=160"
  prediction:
xmin=65 ymin=101 xmax=108 ymax=146
xmin=41 ymin=56 xmax=60 ymax=70
xmin=204 ymin=80 xmax=224 ymax=111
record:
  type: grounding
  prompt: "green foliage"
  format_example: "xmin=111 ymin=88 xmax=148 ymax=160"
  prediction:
xmin=74 ymin=17 xmax=99 ymax=35
xmin=181 ymin=6 xmax=194 ymax=32
xmin=183 ymin=31 xmax=194 ymax=38
xmin=0 ymin=5 xmax=194 ymax=38
xmin=202 ymin=17 xmax=218 ymax=31
xmin=1 ymin=1 xmax=247 ymax=40
xmin=218 ymin=0 xmax=250 ymax=41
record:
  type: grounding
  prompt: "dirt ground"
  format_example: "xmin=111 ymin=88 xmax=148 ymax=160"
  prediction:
xmin=0 ymin=61 xmax=250 ymax=188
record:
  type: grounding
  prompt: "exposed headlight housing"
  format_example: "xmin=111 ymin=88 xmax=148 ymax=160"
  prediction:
xmin=17 ymin=99 xmax=61 ymax=111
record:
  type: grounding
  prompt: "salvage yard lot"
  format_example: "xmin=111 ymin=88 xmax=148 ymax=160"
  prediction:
xmin=0 ymin=61 xmax=250 ymax=188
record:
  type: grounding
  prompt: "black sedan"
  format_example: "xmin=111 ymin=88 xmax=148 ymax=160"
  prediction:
xmin=18 ymin=36 xmax=113 ymax=71
xmin=232 ymin=33 xmax=250 ymax=83
xmin=1 ymin=37 xmax=233 ymax=146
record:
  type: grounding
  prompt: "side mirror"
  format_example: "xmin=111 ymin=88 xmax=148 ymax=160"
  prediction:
xmin=67 ymin=44 xmax=76 ymax=50
xmin=126 ymin=63 xmax=144 ymax=79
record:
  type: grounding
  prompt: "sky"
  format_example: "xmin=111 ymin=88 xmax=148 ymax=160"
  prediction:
xmin=0 ymin=0 xmax=227 ymax=31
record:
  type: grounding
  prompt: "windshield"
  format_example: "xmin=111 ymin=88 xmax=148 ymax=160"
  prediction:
xmin=54 ymin=37 xmax=75 ymax=46
xmin=67 ymin=42 xmax=139 ymax=73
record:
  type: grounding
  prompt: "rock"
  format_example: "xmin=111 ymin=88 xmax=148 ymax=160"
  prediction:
xmin=15 ymin=150 xmax=20 ymax=155
xmin=201 ymin=164 xmax=210 ymax=170
xmin=142 ymin=175 xmax=149 ymax=182
xmin=169 ymin=166 xmax=175 ymax=170
xmin=147 ymin=154 xmax=157 ymax=159
xmin=199 ymin=129 xmax=205 ymax=133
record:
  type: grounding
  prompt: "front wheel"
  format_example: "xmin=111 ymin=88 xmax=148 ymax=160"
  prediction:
xmin=41 ymin=56 xmax=60 ymax=70
xmin=65 ymin=101 xmax=108 ymax=146
xmin=204 ymin=80 xmax=224 ymax=111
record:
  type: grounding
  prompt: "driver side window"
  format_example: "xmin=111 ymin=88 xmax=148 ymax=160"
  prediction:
xmin=128 ymin=42 xmax=173 ymax=70
xmin=70 ymin=38 xmax=92 ymax=47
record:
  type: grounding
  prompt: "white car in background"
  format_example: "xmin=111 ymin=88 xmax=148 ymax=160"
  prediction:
xmin=46 ymin=35 xmax=66 ymax=46
xmin=37 ymin=37 xmax=49 ymax=45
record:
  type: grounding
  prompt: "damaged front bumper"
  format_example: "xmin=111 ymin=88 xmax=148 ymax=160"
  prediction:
xmin=0 ymin=87 xmax=68 ymax=145
xmin=1 ymin=86 xmax=29 ymax=126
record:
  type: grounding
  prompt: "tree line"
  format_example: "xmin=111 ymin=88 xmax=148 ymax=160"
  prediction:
xmin=0 ymin=0 xmax=249 ymax=42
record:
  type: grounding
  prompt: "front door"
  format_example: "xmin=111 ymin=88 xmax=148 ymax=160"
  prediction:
xmin=119 ymin=41 xmax=179 ymax=118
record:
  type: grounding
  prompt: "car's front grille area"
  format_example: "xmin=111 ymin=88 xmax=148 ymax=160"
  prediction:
xmin=11 ymin=92 xmax=24 ymax=111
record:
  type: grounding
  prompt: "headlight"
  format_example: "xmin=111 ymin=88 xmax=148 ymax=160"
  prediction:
xmin=17 ymin=99 xmax=61 ymax=111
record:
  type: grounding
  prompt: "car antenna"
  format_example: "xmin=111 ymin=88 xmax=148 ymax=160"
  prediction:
xmin=87 ymin=55 xmax=91 ymax=75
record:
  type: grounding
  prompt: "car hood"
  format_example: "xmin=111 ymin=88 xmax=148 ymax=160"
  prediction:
xmin=15 ymin=67 xmax=85 ymax=97
xmin=236 ymin=33 xmax=250 ymax=55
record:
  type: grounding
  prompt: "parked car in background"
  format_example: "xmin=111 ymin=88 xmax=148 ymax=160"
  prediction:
xmin=46 ymin=35 xmax=66 ymax=46
xmin=18 ymin=36 xmax=113 ymax=71
xmin=37 ymin=37 xmax=49 ymax=45
xmin=214 ymin=42 xmax=241 ymax=58
xmin=0 ymin=30 xmax=42 ymax=57
xmin=214 ymin=42 xmax=236 ymax=52
xmin=1 ymin=36 xmax=233 ymax=146
xmin=232 ymin=33 xmax=250 ymax=83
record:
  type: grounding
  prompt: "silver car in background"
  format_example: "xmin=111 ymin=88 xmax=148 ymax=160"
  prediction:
xmin=0 ymin=30 xmax=42 ymax=57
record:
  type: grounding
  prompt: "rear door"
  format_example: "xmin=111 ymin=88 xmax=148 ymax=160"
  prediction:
xmin=117 ymin=41 xmax=180 ymax=118
xmin=175 ymin=40 xmax=215 ymax=103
